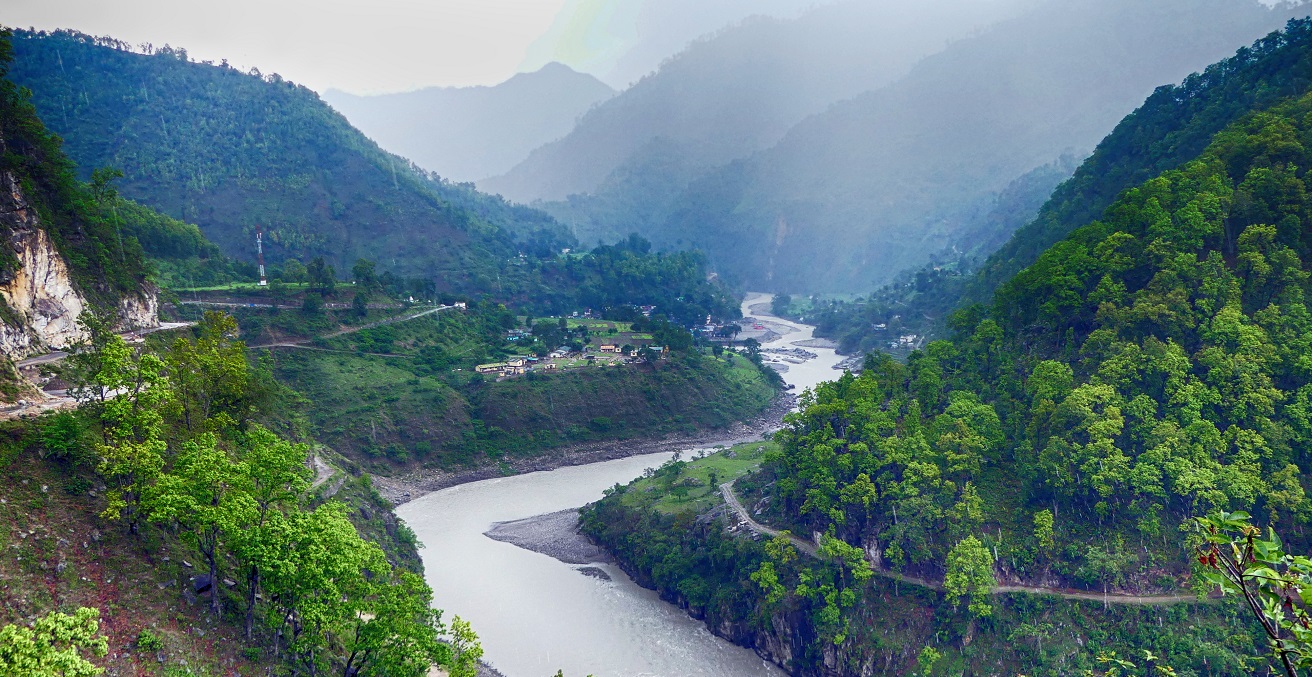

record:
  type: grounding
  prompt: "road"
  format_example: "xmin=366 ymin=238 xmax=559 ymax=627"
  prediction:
xmin=3 ymin=321 xmax=197 ymax=419
xmin=249 ymin=305 xmax=450 ymax=350
xmin=719 ymin=480 xmax=1202 ymax=606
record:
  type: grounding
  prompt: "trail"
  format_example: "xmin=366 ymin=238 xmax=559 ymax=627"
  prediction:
xmin=249 ymin=305 xmax=449 ymax=350
xmin=719 ymin=480 xmax=1202 ymax=606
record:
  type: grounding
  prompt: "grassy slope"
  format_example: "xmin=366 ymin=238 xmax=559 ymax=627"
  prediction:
xmin=271 ymin=345 xmax=776 ymax=473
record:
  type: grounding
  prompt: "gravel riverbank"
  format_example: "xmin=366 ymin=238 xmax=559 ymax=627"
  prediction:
xmin=484 ymin=509 xmax=613 ymax=565
xmin=372 ymin=393 xmax=796 ymax=506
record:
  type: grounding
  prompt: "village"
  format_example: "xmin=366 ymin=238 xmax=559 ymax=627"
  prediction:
xmin=473 ymin=312 xmax=672 ymax=379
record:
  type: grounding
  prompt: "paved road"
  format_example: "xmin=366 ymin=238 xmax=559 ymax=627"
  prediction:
xmin=719 ymin=480 xmax=1201 ymax=605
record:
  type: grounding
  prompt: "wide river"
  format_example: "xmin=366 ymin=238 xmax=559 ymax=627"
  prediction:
xmin=397 ymin=293 xmax=844 ymax=677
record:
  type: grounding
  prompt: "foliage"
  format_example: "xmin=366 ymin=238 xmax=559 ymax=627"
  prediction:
xmin=0 ymin=607 xmax=108 ymax=677
xmin=944 ymin=536 xmax=996 ymax=618
xmin=1196 ymin=511 xmax=1312 ymax=677
xmin=57 ymin=311 xmax=479 ymax=675
xmin=0 ymin=29 xmax=151 ymax=310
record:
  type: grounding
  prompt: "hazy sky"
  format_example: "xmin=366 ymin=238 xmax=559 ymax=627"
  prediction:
xmin=3 ymin=0 xmax=825 ymax=94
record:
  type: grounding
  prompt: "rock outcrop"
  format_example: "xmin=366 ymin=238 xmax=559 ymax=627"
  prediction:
xmin=0 ymin=167 xmax=157 ymax=359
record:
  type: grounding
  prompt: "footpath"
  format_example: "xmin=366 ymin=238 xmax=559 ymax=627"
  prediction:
xmin=719 ymin=479 xmax=1202 ymax=606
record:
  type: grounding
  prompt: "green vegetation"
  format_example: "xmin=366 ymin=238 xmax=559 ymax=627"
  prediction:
xmin=0 ymin=608 xmax=107 ymax=677
xmin=263 ymin=301 xmax=777 ymax=469
xmin=0 ymin=30 xmax=151 ymax=310
xmin=810 ymin=19 xmax=1312 ymax=354
xmin=6 ymin=28 xmax=574 ymax=294
xmin=585 ymin=31 xmax=1312 ymax=674
xmin=23 ymin=311 xmax=482 ymax=676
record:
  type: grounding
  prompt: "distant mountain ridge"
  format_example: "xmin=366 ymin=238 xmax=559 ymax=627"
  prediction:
xmin=6 ymin=29 xmax=576 ymax=294
xmin=323 ymin=63 xmax=614 ymax=183
xmin=480 ymin=0 xmax=1027 ymax=210
xmin=491 ymin=0 xmax=1304 ymax=293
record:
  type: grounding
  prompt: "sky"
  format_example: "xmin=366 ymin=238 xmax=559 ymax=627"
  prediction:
xmin=3 ymin=0 xmax=824 ymax=94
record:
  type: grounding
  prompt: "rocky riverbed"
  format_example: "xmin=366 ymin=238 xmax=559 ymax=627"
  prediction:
xmin=484 ymin=509 xmax=613 ymax=566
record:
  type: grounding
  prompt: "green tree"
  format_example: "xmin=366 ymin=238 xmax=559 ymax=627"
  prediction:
xmin=144 ymin=433 xmax=245 ymax=615
xmin=307 ymin=257 xmax=336 ymax=296
xmin=944 ymin=535 xmax=996 ymax=617
xmin=0 ymin=607 xmax=108 ymax=677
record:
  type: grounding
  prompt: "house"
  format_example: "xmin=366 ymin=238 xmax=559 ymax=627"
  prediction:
xmin=475 ymin=363 xmax=507 ymax=374
xmin=599 ymin=344 xmax=619 ymax=353
xmin=454 ymin=302 xmax=467 ymax=310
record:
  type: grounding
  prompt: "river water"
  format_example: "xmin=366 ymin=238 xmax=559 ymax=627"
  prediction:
xmin=396 ymin=293 xmax=845 ymax=677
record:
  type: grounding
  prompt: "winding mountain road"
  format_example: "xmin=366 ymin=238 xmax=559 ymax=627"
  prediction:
xmin=719 ymin=480 xmax=1203 ymax=606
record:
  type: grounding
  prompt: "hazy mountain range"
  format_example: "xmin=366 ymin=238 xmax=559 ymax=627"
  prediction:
xmin=323 ymin=63 xmax=614 ymax=183
xmin=483 ymin=0 xmax=1307 ymax=293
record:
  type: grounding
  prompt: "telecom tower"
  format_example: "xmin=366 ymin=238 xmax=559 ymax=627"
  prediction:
xmin=256 ymin=226 xmax=268 ymax=286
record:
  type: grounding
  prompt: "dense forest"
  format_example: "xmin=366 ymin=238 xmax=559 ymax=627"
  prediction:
xmin=813 ymin=17 xmax=1312 ymax=354
xmin=585 ymin=21 xmax=1312 ymax=675
xmin=5 ymin=28 xmax=576 ymax=295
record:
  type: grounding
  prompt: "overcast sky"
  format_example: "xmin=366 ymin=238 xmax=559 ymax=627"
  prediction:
xmin=3 ymin=0 xmax=825 ymax=94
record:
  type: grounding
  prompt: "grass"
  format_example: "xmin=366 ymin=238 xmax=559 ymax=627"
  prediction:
xmin=622 ymin=441 xmax=777 ymax=515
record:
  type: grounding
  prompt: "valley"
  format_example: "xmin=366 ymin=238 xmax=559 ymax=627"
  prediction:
xmin=5 ymin=3 xmax=1312 ymax=676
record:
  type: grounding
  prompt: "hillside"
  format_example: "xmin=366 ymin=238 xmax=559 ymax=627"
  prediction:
xmin=810 ymin=15 xmax=1312 ymax=353
xmin=656 ymin=0 xmax=1301 ymax=293
xmin=5 ymin=29 xmax=574 ymax=293
xmin=323 ymin=63 xmax=614 ymax=183
xmin=584 ymin=30 xmax=1312 ymax=674
xmin=481 ymin=0 xmax=1023 ymax=226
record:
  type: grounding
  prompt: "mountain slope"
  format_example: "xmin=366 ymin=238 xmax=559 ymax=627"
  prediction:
xmin=481 ymin=0 xmax=1025 ymax=207
xmin=585 ymin=40 xmax=1312 ymax=675
xmin=809 ymin=15 xmax=1312 ymax=354
xmin=660 ymin=0 xmax=1302 ymax=293
xmin=6 ymin=29 xmax=572 ymax=293
xmin=323 ymin=63 xmax=614 ymax=183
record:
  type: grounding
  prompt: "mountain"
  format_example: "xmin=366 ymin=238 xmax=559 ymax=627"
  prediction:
xmin=654 ymin=0 xmax=1303 ymax=293
xmin=0 ymin=32 xmax=168 ymax=364
xmin=584 ymin=20 xmax=1312 ymax=674
xmin=5 ymin=29 xmax=574 ymax=294
xmin=322 ymin=63 xmax=615 ymax=183
xmin=811 ymin=15 xmax=1312 ymax=354
xmin=480 ymin=0 xmax=1027 ymax=210
xmin=519 ymin=0 xmax=824 ymax=89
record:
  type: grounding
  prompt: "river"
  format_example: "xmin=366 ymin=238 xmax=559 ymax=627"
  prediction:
xmin=396 ymin=293 xmax=845 ymax=677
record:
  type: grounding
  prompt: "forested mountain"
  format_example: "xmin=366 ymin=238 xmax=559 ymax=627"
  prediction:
xmin=480 ymin=0 xmax=1024 ymax=239
xmin=656 ymin=0 xmax=1301 ymax=293
xmin=323 ymin=63 xmax=614 ymax=183
xmin=587 ymin=22 xmax=1312 ymax=672
xmin=5 ymin=29 xmax=575 ymax=294
xmin=812 ymin=16 xmax=1312 ymax=353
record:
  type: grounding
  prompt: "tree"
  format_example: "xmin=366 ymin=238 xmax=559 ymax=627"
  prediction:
xmin=307 ymin=257 xmax=336 ymax=296
xmin=1196 ymin=511 xmax=1312 ymax=677
xmin=231 ymin=424 xmax=311 ymax=638
xmin=944 ymin=535 xmax=996 ymax=617
xmin=0 ymin=607 xmax=108 ymax=677
xmin=166 ymin=311 xmax=249 ymax=434
xmin=144 ymin=433 xmax=245 ymax=615
xmin=352 ymin=258 xmax=379 ymax=291
xmin=353 ymin=291 xmax=369 ymax=317
xmin=341 ymin=572 xmax=454 ymax=677
xmin=281 ymin=259 xmax=308 ymax=284
xmin=93 ymin=336 xmax=172 ymax=534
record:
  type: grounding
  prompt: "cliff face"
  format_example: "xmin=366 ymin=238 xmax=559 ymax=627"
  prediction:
xmin=0 ymin=168 xmax=156 ymax=358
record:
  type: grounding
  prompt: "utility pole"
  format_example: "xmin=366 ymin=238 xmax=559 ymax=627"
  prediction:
xmin=256 ymin=226 xmax=268 ymax=286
